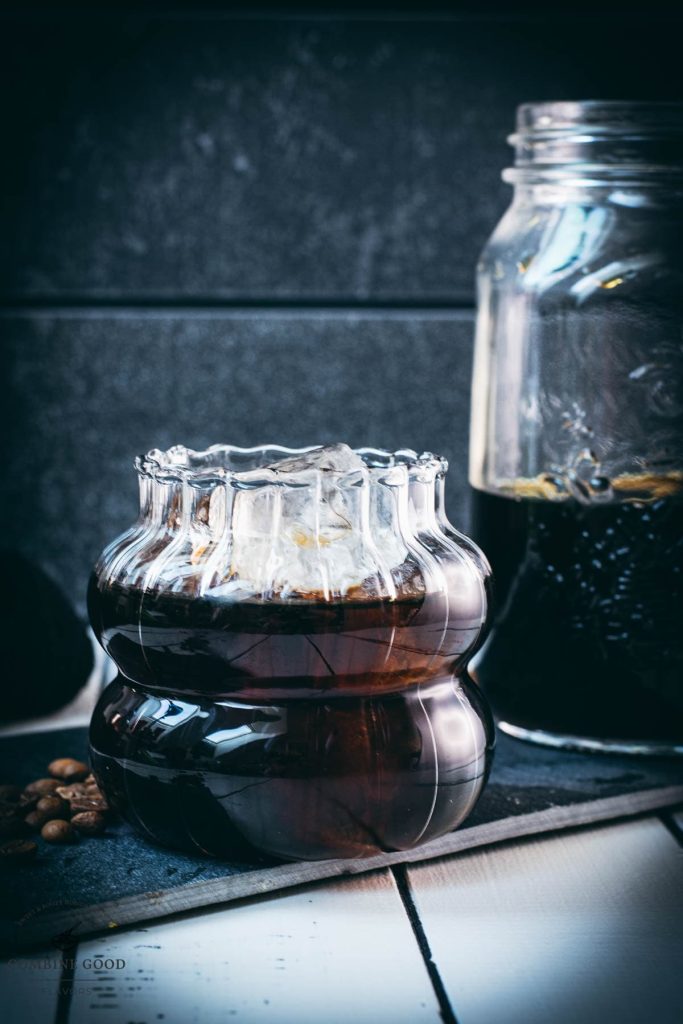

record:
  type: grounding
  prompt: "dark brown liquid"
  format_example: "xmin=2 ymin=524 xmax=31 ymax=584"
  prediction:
xmin=87 ymin=577 xmax=483 ymax=700
xmin=470 ymin=477 xmax=683 ymax=745
xmin=90 ymin=674 xmax=491 ymax=861
xmin=88 ymin=578 xmax=492 ymax=860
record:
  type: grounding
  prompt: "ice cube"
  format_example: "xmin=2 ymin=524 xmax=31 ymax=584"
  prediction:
xmin=228 ymin=444 xmax=406 ymax=597
xmin=259 ymin=443 xmax=365 ymax=476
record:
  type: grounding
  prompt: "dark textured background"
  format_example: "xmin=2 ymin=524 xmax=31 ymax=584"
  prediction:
xmin=2 ymin=5 xmax=682 ymax=616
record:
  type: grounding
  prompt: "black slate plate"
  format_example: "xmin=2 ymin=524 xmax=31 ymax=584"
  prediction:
xmin=1 ymin=726 xmax=681 ymax=955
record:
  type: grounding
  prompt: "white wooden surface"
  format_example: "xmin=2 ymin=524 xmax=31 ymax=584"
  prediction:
xmin=68 ymin=869 xmax=440 ymax=1024
xmin=407 ymin=816 xmax=683 ymax=1024
xmin=2 ymin=817 xmax=681 ymax=1024
xmin=0 ymin=950 xmax=65 ymax=1023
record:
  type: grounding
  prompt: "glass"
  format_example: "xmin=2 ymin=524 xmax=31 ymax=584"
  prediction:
xmin=88 ymin=444 xmax=493 ymax=860
xmin=470 ymin=101 xmax=683 ymax=755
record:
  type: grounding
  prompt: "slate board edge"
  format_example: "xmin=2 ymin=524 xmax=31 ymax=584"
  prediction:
xmin=5 ymin=783 xmax=682 ymax=957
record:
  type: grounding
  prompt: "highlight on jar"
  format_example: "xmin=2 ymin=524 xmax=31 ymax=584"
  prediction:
xmin=87 ymin=443 xmax=495 ymax=862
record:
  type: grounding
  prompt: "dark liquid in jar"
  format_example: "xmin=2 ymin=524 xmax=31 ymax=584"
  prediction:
xmin=88 ymin=576 xmax=483 ymax=698
xmin=470 ymin=473 xmax=683 ymax=745
xmin=88 ymin=578 xmax=492 ymax=860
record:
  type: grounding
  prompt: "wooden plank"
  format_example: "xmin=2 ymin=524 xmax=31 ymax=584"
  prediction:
xmin=67 ymin=869 xmax=439 ymax=1024
xmin=406 ymin=817 xmax=683 ymax=1024
xmin=0 ymin=949 xmax=65 ymax=1024
xmin=668 ymin=809 xmax=683 ymax=840
xmin=9 ymin=781 xmax=682 ymax=955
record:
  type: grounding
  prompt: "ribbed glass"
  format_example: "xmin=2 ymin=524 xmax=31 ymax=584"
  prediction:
xmin=88 ymin=444 xmax=493 ymax=861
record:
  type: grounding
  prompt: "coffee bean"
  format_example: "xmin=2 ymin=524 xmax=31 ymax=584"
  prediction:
xmin=24 ymin=778 xmax=61 ymax=797
xmin=41 ymin=819 xmax=74 ymax=844
xmin=70 ymin=795 xmax=109 ymax=815
xmin=26 ymin=798 xmax=69 ymax=829
xmin=71 ymin=811 xmax=106 ymax=835
xmin=36 ymin=796 xmax=69 ymax=820
xmin=0 ymin=785 xmax=21 ymax=802
xmin=48 ymin=759 xmax=90 ymax=782
xmin=0 ymin=839 xmax=38 ymax=861
xmin=55 ymin=784 xmax=87 ymax=801
xmin=25 ymin=810 xmax=46 ymax=830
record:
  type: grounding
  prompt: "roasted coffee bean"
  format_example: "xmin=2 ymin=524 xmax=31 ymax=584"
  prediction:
xmin=70 ymin=795 xmax=109 ymax=815
xmin=48 ymin=759 xmax=90 ymax=782
xmin=66 ymin=781 xmax=103 ymax=800
xmin=41 ymin=819 xmax=74 ymax=844
xmin=71 ymin=811 xmax=106 ymax=835
xmin=0 ymin=838 xmax=38 ymax=861
xmin=55 ymin=784 xmax=87 ymax=801
xmin=24 ymin=778 xmax=61 ymax=797
xmin=25 ymin=810 xmax=47 ymax=830
xmin=36 ymin=796 xmax=69 ymax=820
xmin=0 ymin=785 xmax=21 ymax=802
xmin=26 ymin=799 xmax=69 ymax=829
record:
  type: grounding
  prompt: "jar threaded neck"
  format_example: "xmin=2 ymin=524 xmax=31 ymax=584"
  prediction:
xmin=505 ymin=100 xmax=683 ymax=186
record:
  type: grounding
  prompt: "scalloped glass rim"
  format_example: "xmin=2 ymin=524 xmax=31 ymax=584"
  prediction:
xmin=135 ymin=444 xmax=448 ymax=486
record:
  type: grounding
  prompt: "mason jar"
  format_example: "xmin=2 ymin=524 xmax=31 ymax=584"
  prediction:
xmin=469 ymin=101 xmax=683 ymax=755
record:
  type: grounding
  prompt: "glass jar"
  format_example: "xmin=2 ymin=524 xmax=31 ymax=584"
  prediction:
xmin=88 ymin=444 xmax=493 ymax=861
xmin=470 ymin=101 xmax=683 ymax=755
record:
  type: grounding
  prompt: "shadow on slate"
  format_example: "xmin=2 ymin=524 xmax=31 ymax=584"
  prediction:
xmin=1 ymin=725 xmax=681 ymax=955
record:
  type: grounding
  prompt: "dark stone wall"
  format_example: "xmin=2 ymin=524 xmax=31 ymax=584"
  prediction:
xmin=2 ymin=7 xmax=681 ymax=613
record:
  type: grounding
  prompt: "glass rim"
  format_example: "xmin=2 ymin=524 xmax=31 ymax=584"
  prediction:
xmin=506 ymin=100 xmax=683 ymax=184
xmin=513 ymin=100 xmax=683 ymax=139
xmin=135 ymin=443 xmax=447 ymax=487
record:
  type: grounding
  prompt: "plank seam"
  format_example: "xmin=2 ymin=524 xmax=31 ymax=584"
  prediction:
xmin=392 ymin=865 xmax=459 ymax=1024
xmin=54 ymin=942 xmax=77 ymax=1024
xmin=659 ymin=812 xmax=683 ymax=846
xmin=0 ymin=297 xmax=476 ymax=314
xmin=1 ymin=9 xmax=679 ymax=26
